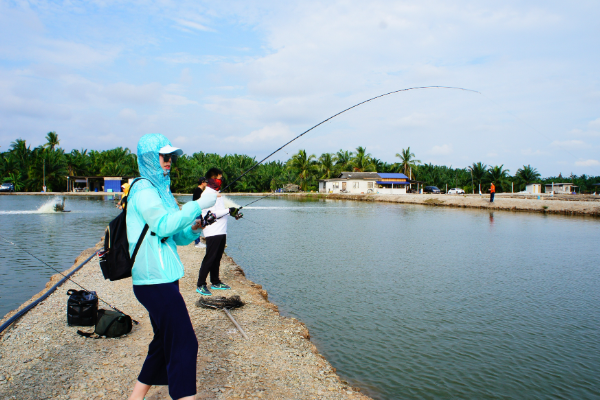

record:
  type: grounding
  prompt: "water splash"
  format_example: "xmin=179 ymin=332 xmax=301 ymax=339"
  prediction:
xmin=0 ymin=197 xmax=65 ymax=214
xmin=222 ymin=196 xmax=241 ymax=209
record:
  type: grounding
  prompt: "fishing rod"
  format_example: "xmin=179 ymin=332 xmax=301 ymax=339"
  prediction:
xmin=197 ymin=86 xmax=479 ymax=227
xmin=0 ymin=234 xmax=137 ymax=322
xmin=220 ymin=85 xmax=480 ymax=194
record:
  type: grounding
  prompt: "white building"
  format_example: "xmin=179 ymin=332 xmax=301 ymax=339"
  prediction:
xmin=544 ymin=182 xmax=578 ymax=194
xmin=524 ymin=183 xmax=542 ymax=194
xmin=319 ymin=172 xmax=410 ymax=194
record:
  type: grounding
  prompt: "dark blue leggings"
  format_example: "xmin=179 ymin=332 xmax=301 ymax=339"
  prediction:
xmin=133 ymin=281 xmax=198 ymax=399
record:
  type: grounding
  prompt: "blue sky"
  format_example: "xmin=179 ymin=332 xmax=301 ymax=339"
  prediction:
xmin=1 ymin=0 xmax=599 ymax=176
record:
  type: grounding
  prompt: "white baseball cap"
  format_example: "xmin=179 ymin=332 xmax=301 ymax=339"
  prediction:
xmin=158 ymin=145 xmax=183 ymax=156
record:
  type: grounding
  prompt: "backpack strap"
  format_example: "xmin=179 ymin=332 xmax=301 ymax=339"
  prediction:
xmin=126 ymin=177 xmax=168 ymax=248
xmin=127 ymin=177 xmax=152 ymax=265
xmin=76 ymin=330 xmax=98 ymax=338
xmin=131 ymin=224 xmax=149 ymax=266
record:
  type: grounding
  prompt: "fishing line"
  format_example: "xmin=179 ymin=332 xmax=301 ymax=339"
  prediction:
xmin=0 ymin=234 xmax=136 ymax=321
xmin=221 ymin=86 xmax=480 ymax=193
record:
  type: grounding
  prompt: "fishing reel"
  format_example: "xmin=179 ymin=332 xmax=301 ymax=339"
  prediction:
xmin=229 ymin=207 xmax=243 ymax=220
xmin=200 ymin=211 xmax=217 ymax=228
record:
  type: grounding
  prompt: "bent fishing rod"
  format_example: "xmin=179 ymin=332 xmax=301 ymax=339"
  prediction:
xmin=0 ymin=234 xmax=136 ymax=322
xmin=219 ymin=85 xmax=480 ymax=210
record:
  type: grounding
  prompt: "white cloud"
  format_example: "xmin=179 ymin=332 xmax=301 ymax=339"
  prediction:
xmin=173 ymin=18 xmax=214 ymax=32
xmin=1 ymin=0 xmax=600 ymax=176
xmin=569 ymin=118 xmax=600 ymax=137
xmin=575 ymin=159 xmax=600 ymax=167
xmin=550 ymin=140 xmax=586 ymax=148
xmin=521 ymin=148 xmax=549 ymax=156
xmin=225 ymin=123 xmax=293 ymax=144
xmin=180 ymin=68 xmax=192 ymax=85
xmin=429 ymin=144 xmax=453 ymax=155
xmin=157 ymin=53 xmax=225 ymax=64
xmin=118 ymin=108 xmax=138 ymax=123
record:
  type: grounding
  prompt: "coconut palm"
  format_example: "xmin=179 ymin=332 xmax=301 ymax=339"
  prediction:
xmin=44 ymin=131 xmax=60 ymax=151
xmin=318 ymin=153 xmax=336 ymax=179
xmin=395 ymin=147 xmax=421 ymax=178
xmin=9 ymin=139 xmax=32 ymax=173
xmin=5 ymin=171 xmax=24 ymax=191
xmin=28 ymin=148 xmax=68 ymax=191
xmin=351 ymin=146 xmax=375 ymax=172
xmin=287 ymin=149 xmax=317 ymax=191
xmin=487 ymin=165 xmax=510 ymax=192
xmin=334 ymin=149 xmax=354 ymax=173
xmin=66 ymin=149 xmax=91 ymax=176
xmin=468 ymin=162 xmax=487 ymax=193
xmin=371 ymin=158 xmax=386 ymax=172
xmin=515 ymin=165 xmax=541 ymax=184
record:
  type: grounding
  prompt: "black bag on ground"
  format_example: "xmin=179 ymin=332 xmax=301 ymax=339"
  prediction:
xmin=67 ymin=289 xmax=98 ymax=326
xmin=99 ymin=178 xmax=150 ymax=281
xmin=77 ymin=309 xmax=133 ymax=338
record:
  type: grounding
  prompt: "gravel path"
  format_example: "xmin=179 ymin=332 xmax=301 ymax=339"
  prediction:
xmin=292 ymin=192 xmax=600 ymax=217
xmin=0 ymin=242 xmax=372 ymax=400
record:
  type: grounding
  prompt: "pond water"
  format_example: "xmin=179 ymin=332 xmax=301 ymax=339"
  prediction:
xmin=220 ymin=196 xmax=600 ymax=400
xmin=1 ymin=195 xmax=599 ymax=399
xmin=0 ymin=195 xmax=121 ymax=318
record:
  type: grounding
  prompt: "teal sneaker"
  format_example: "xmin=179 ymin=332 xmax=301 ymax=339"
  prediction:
xmin=196 ymin=285 xmax=212 ymax=296
xmin=211 ymin=283 xmax=231 ymax=290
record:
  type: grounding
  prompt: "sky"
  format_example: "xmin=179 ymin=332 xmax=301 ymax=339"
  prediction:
xmin=1 ymin=0 xmax=599 ymax=177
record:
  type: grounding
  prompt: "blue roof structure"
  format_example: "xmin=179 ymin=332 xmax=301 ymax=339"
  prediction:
xmin=378 ymin=173 xmax=409 ymax=179
xmin=376 ymin=181 xmax=409 ymax=185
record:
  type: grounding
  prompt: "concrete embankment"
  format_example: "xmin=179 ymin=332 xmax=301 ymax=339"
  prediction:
xmin=0 ymin=243 xmax=371 ymax=400
xmin=227 ymin=192 xmax=600 ymax=217
xmin=4 ymin=191 xmax=599 ymax=217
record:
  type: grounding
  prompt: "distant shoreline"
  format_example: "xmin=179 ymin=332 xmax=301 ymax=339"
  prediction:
xmin=3 ymin=191 xmax=599 ymax=217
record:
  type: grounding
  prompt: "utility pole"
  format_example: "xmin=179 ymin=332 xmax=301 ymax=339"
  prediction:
xmin=469 ymin=167 xmax=474 ymax=194
xmin=43 ymin=159 xmax=46 ymax=192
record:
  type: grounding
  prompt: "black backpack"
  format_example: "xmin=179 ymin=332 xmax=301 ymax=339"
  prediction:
xmin=66 ymin=289 xmax=98 ymax=326
xmin=99 ymin=178 xmax=150 ymax=281
xmin=77 ymin=309 xmax=133 ymax=338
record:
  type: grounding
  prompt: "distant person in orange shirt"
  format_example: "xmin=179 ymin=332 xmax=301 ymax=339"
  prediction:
xmin=490 ymin=182 xmax=496 ymax=203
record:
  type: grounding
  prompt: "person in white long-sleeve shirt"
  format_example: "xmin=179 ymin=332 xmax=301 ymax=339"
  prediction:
xmin=196 ymin=168 xmax=239 ymax=296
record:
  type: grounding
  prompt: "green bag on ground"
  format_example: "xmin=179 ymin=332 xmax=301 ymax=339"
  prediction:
xmin=77 ymin=309 xmax=132 ymax=338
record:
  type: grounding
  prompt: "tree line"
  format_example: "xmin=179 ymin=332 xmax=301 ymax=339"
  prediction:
xmin=1 ymin=133 xmax=599 ymax=193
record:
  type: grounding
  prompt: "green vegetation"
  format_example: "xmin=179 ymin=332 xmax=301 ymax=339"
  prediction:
xmin=1 ymin=133 xmax=599 ymax=193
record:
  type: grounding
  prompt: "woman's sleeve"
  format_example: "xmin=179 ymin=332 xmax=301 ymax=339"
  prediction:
xmin=172 ymin=225 xmax=201 ymax=246
xmin=137 ymin=187 xmax=201 ymax=238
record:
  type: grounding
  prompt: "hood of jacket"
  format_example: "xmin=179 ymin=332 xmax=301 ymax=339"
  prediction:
xmin=130 ymin=133 xmax=179 ymax=211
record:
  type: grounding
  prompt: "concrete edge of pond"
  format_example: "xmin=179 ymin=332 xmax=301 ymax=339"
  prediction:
xmin=0 ymin=242 xmax=373 ymax=400
xmin=221 ymin=192 xmax=600 ymax=217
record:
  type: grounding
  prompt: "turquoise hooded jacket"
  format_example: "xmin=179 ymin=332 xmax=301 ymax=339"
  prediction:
xmin=126 ymin=134 xmax=201 ymax=285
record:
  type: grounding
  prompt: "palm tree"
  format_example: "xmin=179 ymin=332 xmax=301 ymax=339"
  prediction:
xmin=318 ymin=153 xmax=335 ymax=179
xmin=334 ymin=149 xmax=354 ymax=173
xmin=487 ymin=165 xmax=510 ymax=192
xmin=9 ymin=139 xmax=31 ymax=173
xmin=287 ymin=149 xmax=317 ymax=191
xmin=351 ymin=146 xmax=375 ymax=172
xmin=28 ymin=148 xmax=67 ymax=191
xmin=66 ymin=149 xmax=91 ymax=176
xmin=395 ymin=147 xmax=421 ymax=178
xmin=515 ymin=165 xmax=541 ymax=184
xmin=468 ymin=162 xmax=487 ymax=193
xmin=44 ymin=132 xmax=60 ymax=151
xmin=5 ymin=171 xmax=24 ymax=191
xmin=371 ymin=158 xmax=386 ymax=172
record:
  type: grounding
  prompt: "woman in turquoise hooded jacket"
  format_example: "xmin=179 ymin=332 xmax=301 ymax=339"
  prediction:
xmin=126 ymin=133 xmax=217 ymax=400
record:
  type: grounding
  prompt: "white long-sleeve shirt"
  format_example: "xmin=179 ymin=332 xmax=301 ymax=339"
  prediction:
xmin=201 ymin=193 xmax=229 ymax=237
